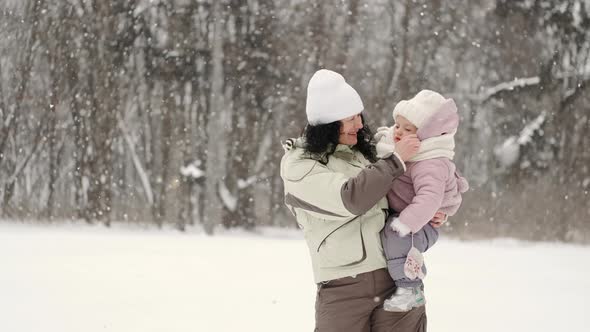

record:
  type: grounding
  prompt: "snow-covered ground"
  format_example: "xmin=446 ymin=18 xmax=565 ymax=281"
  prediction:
xmin=1 ymin=222 xmax=589 ymax=332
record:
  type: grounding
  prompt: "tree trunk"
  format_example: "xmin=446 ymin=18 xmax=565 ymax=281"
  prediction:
xmin=1 ymin=0 xmax=44 ymax=214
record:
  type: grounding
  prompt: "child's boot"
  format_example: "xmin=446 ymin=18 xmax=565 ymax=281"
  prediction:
xmin=383 ymin=286 xmax=426 ymax=312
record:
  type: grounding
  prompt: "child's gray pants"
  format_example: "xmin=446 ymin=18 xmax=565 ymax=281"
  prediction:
xmin=381 ymin=214 xmax=439 ymax=288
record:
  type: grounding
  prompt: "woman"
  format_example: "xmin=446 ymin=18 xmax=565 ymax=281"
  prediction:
xmin=280 ymin=69 xmax=445 ymax=332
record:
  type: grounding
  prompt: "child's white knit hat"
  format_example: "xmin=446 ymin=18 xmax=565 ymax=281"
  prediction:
xmin=393 ymin=90 xmax=449 ymax=128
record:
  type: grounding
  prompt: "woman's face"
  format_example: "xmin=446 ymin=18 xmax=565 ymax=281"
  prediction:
xmin=338 ymin=113 xmax=363 ymax=145
xmin=393 ymin=115 xmax=418 ymax=143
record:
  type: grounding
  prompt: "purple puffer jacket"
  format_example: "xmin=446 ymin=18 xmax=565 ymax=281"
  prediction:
xmin=387 ymin=158 xmax=469 ymax=233
xmin=386 ymin=97 xmax=469 ymax=233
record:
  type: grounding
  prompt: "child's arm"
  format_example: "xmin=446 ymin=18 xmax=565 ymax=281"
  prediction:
xmin=391 ymin=159 xmax=447 ymax=235
xmin=374 ymin=126 xmax=395 ymax=159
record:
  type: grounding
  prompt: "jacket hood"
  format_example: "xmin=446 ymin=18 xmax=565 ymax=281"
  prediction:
xmin=416 ymin=99 xmax=459 ymax=140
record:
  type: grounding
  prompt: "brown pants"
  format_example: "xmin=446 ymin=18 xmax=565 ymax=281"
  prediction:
xmin=315 ymin=268 xmax=426 ymax=332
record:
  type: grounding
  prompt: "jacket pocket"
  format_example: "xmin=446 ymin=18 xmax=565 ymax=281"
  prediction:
xmin=315 ymin=220 xmax=365 ymax=268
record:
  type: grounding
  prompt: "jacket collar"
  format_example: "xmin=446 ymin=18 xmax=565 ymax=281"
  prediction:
xmin=282 ymin=138 xmax=362 ymax=164
xmin=334 ymin=144 xmax=354 ymax=154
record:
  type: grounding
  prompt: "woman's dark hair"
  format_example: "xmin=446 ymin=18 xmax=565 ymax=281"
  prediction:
xmin=303 ymin=113 xmax=377 ymax=164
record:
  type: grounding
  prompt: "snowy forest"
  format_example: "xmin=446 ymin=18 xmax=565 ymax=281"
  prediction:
xmin=0 ymin=0 xmax=588 ymax=242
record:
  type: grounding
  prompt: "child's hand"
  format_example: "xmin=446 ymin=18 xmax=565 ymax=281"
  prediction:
xmin=429 ymin=211 xmax=447 ymax=228
xmin=374 ymin=126 xmax=393 ymax=142
xmin=375 ymin=126 xmax=396 ymax=158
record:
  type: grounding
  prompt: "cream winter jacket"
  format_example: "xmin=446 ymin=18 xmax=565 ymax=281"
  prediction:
xmin=280 ymin=139 xmax=406 ymax=283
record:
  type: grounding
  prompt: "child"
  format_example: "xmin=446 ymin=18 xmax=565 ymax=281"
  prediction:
xmin=375 ymin=89 xmax=469 ymax=312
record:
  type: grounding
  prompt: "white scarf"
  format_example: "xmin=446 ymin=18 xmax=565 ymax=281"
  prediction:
xmin=409 ymin=129 xmax=456 ymax=162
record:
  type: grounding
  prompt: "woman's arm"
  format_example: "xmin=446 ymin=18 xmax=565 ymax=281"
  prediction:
xmin=283 ymin=153 xmax=406 ymax=220
xmin=340 ymin=154 xmax=405 ymax=215
xmin=282 ymin=135 xmax=419 ymax=220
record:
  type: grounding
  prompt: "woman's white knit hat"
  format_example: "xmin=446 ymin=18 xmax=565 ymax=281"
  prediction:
xmin=393 ymin=89 xmax=449 ymax=128
xmin=305 ymin=69 xmax=364 ymax=125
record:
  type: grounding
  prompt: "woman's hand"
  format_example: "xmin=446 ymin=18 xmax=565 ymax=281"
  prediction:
xmin=429 ymin=211 xmax=448 ymax=228
xmin=394 ymin=134 xmax=420 ymax=161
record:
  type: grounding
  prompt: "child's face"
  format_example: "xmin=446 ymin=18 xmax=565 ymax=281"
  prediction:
xmin=393 ymin=115 xmax=418 ymax=143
